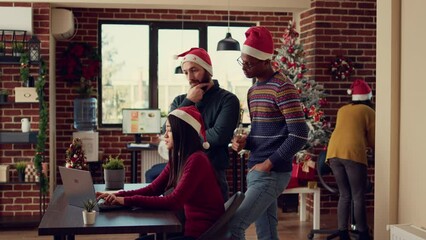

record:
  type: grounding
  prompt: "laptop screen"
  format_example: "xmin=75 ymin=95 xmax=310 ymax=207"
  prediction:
xmin=58 ymin=166 xmax=99 ymax=211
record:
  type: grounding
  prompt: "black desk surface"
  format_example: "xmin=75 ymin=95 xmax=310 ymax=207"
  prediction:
xmin=38 ymin=184 xmax=182 ymax=236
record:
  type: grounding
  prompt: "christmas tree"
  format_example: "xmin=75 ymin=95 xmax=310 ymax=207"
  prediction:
xmin=65 ymin=137 xmax=88 ymax=170
xmin=273 ymin=21 xmax=331 ymax=162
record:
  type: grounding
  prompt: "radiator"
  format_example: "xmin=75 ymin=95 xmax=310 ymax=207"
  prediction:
xmin=140 ymin=150 xmax=167 ymax=183
xmin=388 ymin=224 xmax=426 ymax=240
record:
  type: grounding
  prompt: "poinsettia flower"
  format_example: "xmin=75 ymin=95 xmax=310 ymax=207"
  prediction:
xmin=318 ymin=98 xmax=328 ymax=106
xmin=72 ymin=44 xmax=85 ymax=58
xmin=308 ymin=105 xmax=316 ymax=117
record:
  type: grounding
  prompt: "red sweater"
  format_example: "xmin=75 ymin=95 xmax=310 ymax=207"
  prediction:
xmin=115 ymin=151 xmax=224 ymax=238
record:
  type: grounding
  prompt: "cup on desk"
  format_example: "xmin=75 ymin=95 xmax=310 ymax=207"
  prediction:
xmin=21 ymin=118 xmax=30 ymax=132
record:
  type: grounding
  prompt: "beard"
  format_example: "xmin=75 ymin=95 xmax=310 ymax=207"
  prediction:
xmin=200 ymin=72 xmax=211 ymax=91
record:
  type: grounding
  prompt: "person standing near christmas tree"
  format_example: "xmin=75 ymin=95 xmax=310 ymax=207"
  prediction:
xmin=326 ymin=79 xmax=375 ymax=240
xmin=230 ymin=26 xmax=308 ymax=240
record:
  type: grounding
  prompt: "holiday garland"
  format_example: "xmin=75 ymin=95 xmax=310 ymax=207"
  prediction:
xmin=35 ymin=59 xmax=48 ymax=194
xmin=20 ymin=54 xmax=49 ymax=194
xmin=330 ymin=56 xmax=355 ymax=80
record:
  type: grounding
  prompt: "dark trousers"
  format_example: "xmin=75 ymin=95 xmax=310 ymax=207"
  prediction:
xmin=329 ymin=158 xmax=369 ymax=233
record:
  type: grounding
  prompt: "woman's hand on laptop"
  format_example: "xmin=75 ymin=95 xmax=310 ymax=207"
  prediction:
xmin=96 ymin=192 xmax=124 ymax=205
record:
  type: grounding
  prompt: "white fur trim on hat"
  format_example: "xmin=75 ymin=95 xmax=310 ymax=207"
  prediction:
xmin=352 ymin=92 xmax=372 ymax=101
xmin=242 ymin=45 xmax=273 ymax=60
xmin=181 ymin=54 xmax=213 ymax=76
xmin=169 ymin=109 xmax=202 ymax=134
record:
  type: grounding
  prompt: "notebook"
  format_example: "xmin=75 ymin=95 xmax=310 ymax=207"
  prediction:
xmin=58 ymin=166 xmax=128 ymax=212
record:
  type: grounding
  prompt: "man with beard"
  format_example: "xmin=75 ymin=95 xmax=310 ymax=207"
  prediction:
xmin=168 ymin=47 xmax=240 ymax=201
xmin=230 ymin=26 xmax=308 ymax=240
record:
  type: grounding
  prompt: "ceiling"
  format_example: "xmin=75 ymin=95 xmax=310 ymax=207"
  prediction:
xmin=9 ymin=0 xmax=311 ymax=12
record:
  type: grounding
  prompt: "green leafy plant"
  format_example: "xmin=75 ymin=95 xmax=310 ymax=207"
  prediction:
xmin=102 ymin=155 xmax=124 ymax=170
xmin=13 ymin=42 xmax=25 ymax=55
xmin=0 ymin=42 xmax=5 ymax=54
xmin=76 ymin=77 xmax=95 ymax=98
xmin=0 ymin=89 xmax=8 ymax=95
xmin=83 ymin=199 xmax=97 ymax=212
xmin=15 ymin=161 xmax=28 ymax=173
xmin=20 ymin=52 xmax=30 ymax=85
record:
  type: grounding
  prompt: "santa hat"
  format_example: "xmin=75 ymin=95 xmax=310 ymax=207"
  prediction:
xmin=175 ymin=48 xmax=213 ymax=76
xmin=169 ymin=106 xmax=210 ymax=149
xmin=242 ymin=26 xmax=274 ymax=60
xmin=347 ymin=79 xmax=372 ymax=101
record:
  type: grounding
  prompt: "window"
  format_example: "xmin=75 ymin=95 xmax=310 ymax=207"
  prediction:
xmin=208 ymin=26 xmax=252 ymax=124
xmin=158 ymin=29 xmax=199 ymax=114
xmin=100 ymin=23 xmax=149 ymax=125
xmin=99 ymin=21 xmax=253 ymax=127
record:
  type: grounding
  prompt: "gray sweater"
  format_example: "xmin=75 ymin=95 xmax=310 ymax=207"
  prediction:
xmin=169 ymin=80 xmax=240 ymax=170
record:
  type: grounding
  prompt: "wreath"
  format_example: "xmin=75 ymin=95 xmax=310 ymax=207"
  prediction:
xmin=330 ymin=56 xmax=354 ymax=80
xmin=61 ymin=42 xmax=100 ymax=83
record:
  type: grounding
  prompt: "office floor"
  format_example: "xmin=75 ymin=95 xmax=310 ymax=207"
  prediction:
xmin=0 ymin=212 xmax=350 ymax=240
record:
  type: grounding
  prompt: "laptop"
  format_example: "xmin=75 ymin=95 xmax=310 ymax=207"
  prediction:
xmin=58 ymin=166 xmax=128 ymax=212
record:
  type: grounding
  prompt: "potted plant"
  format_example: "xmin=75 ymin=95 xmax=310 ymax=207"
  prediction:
xmin=0 ymin=42 xmax=5 ymax=56
xmin=12 ymin=42 xmax=24 ymax=57
xmin=103 ymin=155 xmax=125 ymax=190
xmin=82 ymin=198 xmax=97 ymax=225
xmin=0 ymin=89 xmax=8 ymax=103
xmin=15 ymin=161 xmax=28 ymax=182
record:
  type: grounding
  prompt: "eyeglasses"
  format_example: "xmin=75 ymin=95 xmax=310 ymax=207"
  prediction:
xmin=236 ymin=57 xmax=262 ymax=69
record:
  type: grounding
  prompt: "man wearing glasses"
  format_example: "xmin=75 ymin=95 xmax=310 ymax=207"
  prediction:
xmin=230 ymin=26 xmax=309 ymax=240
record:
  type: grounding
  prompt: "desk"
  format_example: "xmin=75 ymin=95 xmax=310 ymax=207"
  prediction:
xmin=282 ymin=187 xmax=320 ymax=229
xmin=38 ymin=184 xmax=182 ymax=240
xmin=126 ymin=144 xmax=157 ymax=183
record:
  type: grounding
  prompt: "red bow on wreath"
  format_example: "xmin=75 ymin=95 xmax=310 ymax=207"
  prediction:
xmin=330 ymin=56 xmax=354 ymax=80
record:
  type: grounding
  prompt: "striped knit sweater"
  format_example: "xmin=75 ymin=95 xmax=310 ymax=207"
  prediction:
xmin=245 ymin=72 xmax=308 ymax=172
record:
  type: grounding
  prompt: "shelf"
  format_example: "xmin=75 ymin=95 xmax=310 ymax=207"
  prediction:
xmin=0 ymin=132 xmax=38 ymax=144
xmin=0 ymin=181 xmax=38 ymax=185
xmin=0 ymin=55 xmax=20 ymax=64
xmin=0 ymin=101 xmax=39 ymax=105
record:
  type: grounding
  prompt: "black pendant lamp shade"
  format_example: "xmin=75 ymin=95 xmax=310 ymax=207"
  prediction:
xmin=217 ymin=32 xmax=240 ymax=51
xmin=174 ymin=65 xmax=183 ymax=74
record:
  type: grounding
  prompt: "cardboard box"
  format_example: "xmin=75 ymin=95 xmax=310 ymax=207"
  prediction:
xmin=15 ymin=87 xmax=38 ymax=103
xmin=0 ymin=165 xmax=10 ymax=182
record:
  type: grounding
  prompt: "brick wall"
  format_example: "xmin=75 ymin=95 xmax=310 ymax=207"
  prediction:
xmin=300 ymin=0 xmax=376 ymax=215
xmin=0 ymin=0 xmax=377 ymax=219
xmin=0 ymin=2 xmax=51 ymax=218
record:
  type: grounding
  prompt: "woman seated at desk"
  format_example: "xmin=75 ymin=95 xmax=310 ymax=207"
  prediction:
xmin=97 ymin=106 xmax=224 ymax=240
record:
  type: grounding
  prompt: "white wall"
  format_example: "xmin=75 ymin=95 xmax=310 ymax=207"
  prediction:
xmin=375 ymin=0 xmax=400 ymax=238
xmin=399 ymin=0 xmax=426 ymax=225
xmin=376 ymin=0 xmax=426 ymax=239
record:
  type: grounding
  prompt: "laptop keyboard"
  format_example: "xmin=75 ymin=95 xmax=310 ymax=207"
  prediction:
xmin=98 ymin=199 xmax=128 ymax=212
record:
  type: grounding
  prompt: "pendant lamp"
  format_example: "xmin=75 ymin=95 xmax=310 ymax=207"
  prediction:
xmin=217 ymin=0 xmax=240 ymax=51
xmin=174 ymin=66 xmax=183 ymax=74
